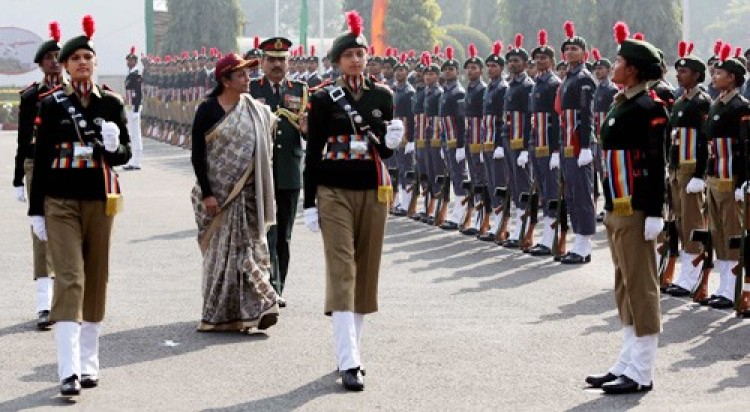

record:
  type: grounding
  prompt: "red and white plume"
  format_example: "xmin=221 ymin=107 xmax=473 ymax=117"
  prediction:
xmin=368 ymin=45 xmax=375 ymax=55
xmin=678 ymin=41 xmax=687 ymax=58
xmin=130 ymin=46 xmax=135 ymax=55
xmin=421 ymin=51 xmax=431 ymax=66
xmin=446 ymin=45 xmax=454 ymax=60
xmin=633 ymin=32 xmax=644 ymax=41
xmin=181 ymin=50 xmax=188 ymax=59
xmin=514 ymin=33 xmax=523 ymax=49
xmin=345 ymin=10 xmax=363 ymax=37
xmin=49 ymin=21 xmax=61 ymax=42
xmin=201 ymin=46 xmax=206 ymax=55
xmin=564 ymin=21 xmax=575 ymax=39
xmin=433 ymin=45 xmax=440 ymax=55
xmin=687 ymin=42 xmax=694 ymax=55
xmin=613 ymin=21 xmax=629 ymax=45
xmin=409 ymin=49 xmax=416 ymax=58
xmin=468 ymin=43 xmax=477 ymax=59
xmin=311 ymin=45 xmax=316 ymax=56
xmin=193 ymin=50 xmax=198 ymax=58
xmin=719 ymin=43 xmax=731 ymax=61
xmin=538 ymin=29 xmax=547 ymax=47
xmin=82 ymin=15 xmax=95 ymax=39
xmin=714 ymin=40 xmax=723 ymax=56
xmin=253 ymin=36 xmax=259 ymax=49
xmin=735 ymin=47 xmax=742 ymax=58
xmin=493 ymin=41 xmax=502 ymax=55
xmin=592 ymin=48 xmax=601 ymax=61
xmin=400 ymin=52 xmax=407 ymax=64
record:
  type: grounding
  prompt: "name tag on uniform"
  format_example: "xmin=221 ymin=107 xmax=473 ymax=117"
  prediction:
xmin=350 ymin=140 xmax=368 ymax=155
xmin=73 ymin=145 xmax=94 ymax=160
xmin=284 ymin=94 xmax=302 ymax=110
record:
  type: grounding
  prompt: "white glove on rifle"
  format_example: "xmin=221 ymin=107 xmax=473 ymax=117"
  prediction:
xmin=304 ymin=207 xmax=320 ymax=232
xmin=101 ymin=121 xmax=120 ymax=153
xmin=643 ymin=216 xmax=664 ymax=241
xmin=30 ymin=216 xmax=47 ymax=241
xmin=440 ymin=149 xmax=445 ymax=160
xmin=14 ymin=186 xmax=26 ymax=202
xmin=577 ymin=148 xmax=593 ymax=167
xmin=385 ymin=119 xmax=404 ymax=149
xmin=736 ymin=181 xmax=747 ymax=202
xmin=516 ymin=150 xmax=529 ymax=168
xmin=455 ymin=147 xmax=466 ymax=162
xmin=404 ymin=141 xmax=415 ymax=154
xmin=479 ymin=150 xmax=485 ymax=163
xmin=492 ymin=146 xmax=504 ymax=159
xmin=685 ymin=177 xmax=705 ymax=194
xmin=549 ymin=152 xmax=560 ymax=170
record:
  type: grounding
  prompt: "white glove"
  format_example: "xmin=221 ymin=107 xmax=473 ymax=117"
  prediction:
xmin=549 ymin=152 xmax=560 ymax=170
xmin=300 ymin=139 xmax=307 ymax=151
xmin=440 ymin=149 xmax=445 ymax=160
xmin=479 ymin=150 xmax=485 ymax=163
xmin=303 ymin=207 xmax=320 ymax=232
xmin=516 ymin=150 xmax=529 ymax=168
xmin=404 ymin=142 xmax=415 ymax=154
xmin=685 ymin=178 xmax=705 ymax=194
xmin=101 ymin=121 xmax=120 ymax=153
xmin=577 ymin=148 xmax=593 ymax=167
xmin=644 ymin=216 xmax=664 ymax=241
xmin=455 ymin=147 xmax=466 ymax=162
xmin=14 ymin=186 xmax=26 ymax=202
xmin=492 ymin=146 xmax=504 ymax=159
xmin=737 ymin=181 xmax=748 ymax=202
xmin=30 ymin=216 xmax=47 ymax=241
xmin=385 ymin=119 xmax=404 ymax=149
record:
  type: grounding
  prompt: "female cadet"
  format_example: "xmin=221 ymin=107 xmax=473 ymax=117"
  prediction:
xmin=302 ymin=11 xmax=401 ymax=391
xmin=28 ymin=16 xmax=131 ymax=396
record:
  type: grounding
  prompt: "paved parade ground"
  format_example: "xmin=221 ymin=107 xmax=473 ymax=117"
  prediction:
xmin=0 ymin=131 xmax=748 ymax=411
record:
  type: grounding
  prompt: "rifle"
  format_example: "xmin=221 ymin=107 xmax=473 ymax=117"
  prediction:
xmin=433 ymin=174 xmax=451 ymax=227
xmin=405 ymin=170 xmax=420 ymax=218
xmin=494 ymin=186 xmax=511 ymax=244
xmin=388 ymin=168 xmax=403 ymax=215
xmin=460 ymin=180 xmax=476 ymax=234
xmin=657 ymin=184 xmax=679 ymax=290
xmin=475 ymin=184 xmax=493 ymax=240
xmin=690 ymin=229 xmax=713 ymax=303
xmin=550 ymin=166 xmax=569 ymax=261
xmin=521 ymin=187 xmax=540 ymax=252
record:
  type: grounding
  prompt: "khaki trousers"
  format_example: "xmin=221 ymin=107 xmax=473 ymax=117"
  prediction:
xmin=604 ymin=211 xmax=661 ymax=336
xmin=318 ymin=186 xmax=387 ymax=315
xmin=707 ymin=177 xmax=742 ymax=261
xmin=669 ymin=166 xmax=705 ymax=254
xmin=45 ymin=198 xmax=114 ymax=323
xmin=24 ymin=160 xmax=53 ymax=279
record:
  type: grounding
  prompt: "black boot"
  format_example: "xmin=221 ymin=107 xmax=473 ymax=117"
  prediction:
xmin=60 ymin=374 xmax=81 ymax=396
xmin=341 ymin=368 xmax=365 ymax=391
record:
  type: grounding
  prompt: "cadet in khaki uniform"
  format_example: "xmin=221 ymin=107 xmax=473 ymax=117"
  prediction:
xmin=250 ymin=37 xmax=308 ymax=307
xmin=303 ymin=10 xmax=400 ymax=391
xmin=28 ymin=16 xmax=132 ymax=396
xmin=13 ymin=21 xmax=64 ymax=330
xmin=586 ymin=24 xmax=668 ymax=395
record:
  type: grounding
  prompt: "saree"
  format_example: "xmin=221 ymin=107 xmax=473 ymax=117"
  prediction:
xmin=191 ymin=94 xmax=279 ymax=331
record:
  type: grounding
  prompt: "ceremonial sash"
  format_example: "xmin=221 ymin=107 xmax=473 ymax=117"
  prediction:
xmin=533 ymin=112 xmax=550 ymax=157
xmin=430 ymin=116 xmax=442 ymax=147
xmin=507 ymin=111 xmax=524 ymax=150
xmin=482 ymin=114 xmax=498 ymax=151
xmin=561 ymin=109 xmax=579 ymax=158
xmin=594 ymin=112 xmax=606 ymax=137
xmin=441 ymin=115 xmax=458 ymax=148
xmin=323 ymin=135 xmax=372 ymax=160
xmin=605 ymin=149 xmax=634 ymax=216
xmin=674 ymin=127 xmax=698 ymax=164
xmin=711 ymin=137 xmax=735 ymax=191
xmin=466 ymin=117 xmax=482 ymax=153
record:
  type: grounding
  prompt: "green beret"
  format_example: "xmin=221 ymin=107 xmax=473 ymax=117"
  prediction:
xmin=715 ymin=58 xmax=746 ymax=78
xmin=34 ymin=40 xmax=61 ymax=64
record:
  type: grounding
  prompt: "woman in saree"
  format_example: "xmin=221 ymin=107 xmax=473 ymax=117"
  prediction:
xmin=190 ymin=53 xmax=280 ymax=332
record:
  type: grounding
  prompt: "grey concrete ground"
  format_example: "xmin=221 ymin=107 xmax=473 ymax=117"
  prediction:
xmin=0 ymin=131 xmax=747 ymax=411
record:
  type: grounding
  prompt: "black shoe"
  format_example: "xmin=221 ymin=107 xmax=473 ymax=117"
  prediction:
xmin=392 ymin=208 xmax=407 ymax=217
xmin=502 ymin=239 xmax=520 ymax=249
xmin=596 ymin=211 xmax=605 ymax=222
xmin=461 ymin=227 xmax=479 ymax=236
xmin=277 ymin=297 xmax=287 ymax=308
xmin=554 ymin=252 xmax=569 ymax=262
xmin=478 ymin=232 xmax=496 ymax=242
xmin=440 ymin=221 xmax=459 ymax=230
xmin=560 ymin=253 xmax=591 ymax=264
xmin=698 ymin=294 xmax=719 ymax=306
xmin=585 ymin=372 xmax=619 ymax=388
xmin=122 ymin=165 xmax=141 ymax=171
xmin=664 ymin=284 xmax=691 ymax=297
xmin=80 ymin=374 xmax=99 ymax=389
xmin=413 ymin=212 xmax=426 ymax=221
xmin=529 ymin=244 xmax=552 ymax=256
xmin=60 ymin=375 xmax=81 ymax=396
xmin=36 ymin=310 xmax=53 ymax=330
xmin=341 ymin=368 xmax=365 ymax=391
xmin=707 ymin=296 xmax=734 ymax=309
xmin=601 ymin=376 xmax=653 ymax=394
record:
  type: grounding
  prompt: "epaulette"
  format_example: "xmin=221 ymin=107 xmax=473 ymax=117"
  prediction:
xmin=19 ymin=81 xmax=39 ymax=94
xmin=101 ymin=83 xmax=113 ymax=91
xmin=309 ymin=79 xmax=332 ymax=93
xmin=287 ymin=78 xmax=307 ymax=87
xmin=38 ymin=84 xmax=63 ymax=99
xmin=637 ymin=91 xmax=659 ymax=109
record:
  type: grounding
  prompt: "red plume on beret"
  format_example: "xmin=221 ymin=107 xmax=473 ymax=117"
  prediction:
xmin=446 ymin=45 xmax=454 ymax=60
xmin=193 ymin=50 xmax=198 ymax=57
xmin=633 ymin=32 xmax=644 ymax=41
xmin=538 ymin=29 xmax=547 ymax=47
xmin=368 ymin=45 xmax=375 ymax=55
xmin=493 ymin=41 xmax=502 ymax=55
xmin=181 ymin=50 xmax=188 ymax=59
xmin=49 ymin=21 xmax=61 ymax=42
xmin=422 ymin=51 xmax=431 ymax=66
xmin=514 ymin=33 xmax=523 ymax=49
xmin=678 ymin=41 xmax=687 ymax=58
xmin=468 ymin=43 xmax=477 ymax=58
xmin=311 ymin=45 xmax=316 ymax=56
xmin=687 ymin=42 xmax=694 ymax=55
xmin=735 ymin=47 xmax=742 ymax=58
xmin=409 ymin=49 xmax=415 ymax=58
xmin=253 ymin=36 xmax=259 ymax=49
xmin=400 ymin=52 xmax=406 ymax=64
xmin=719 ymin=43 xmax=731 ymax=61
xmin=564 ymin=21 xmax=575 ymax=38
xmin=592 ymin=48 xmax=601 ymax=61
xmin=433 ymin=45 xmax=440 ymax=55
xmin=714 ymin=40 xmax=723 ymax=56
xmin=345 ymin=10 xmax=363 ymax=37
xmin=164 ymin=55 xmax=171 ymax=63
xmin=201 ymin=46 xmax=206 ymax=55
xmin=82 ymin=15 xmax=95 ymax=39
xmin=130 ymin=46 xmax=136 ymax=55
xmin=613 ymin=21 xmax=629 ymax=45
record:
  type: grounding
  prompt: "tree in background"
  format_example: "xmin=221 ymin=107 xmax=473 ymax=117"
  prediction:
xmin=239 ymin=0 xmax=344 ymax=40
xmin=705 ymin=0 xmax=750 ymax=53
xmin=386 ymin=0 xmax=442 ymax=52
xmin=162 ymin=0 xmax=241 ymax=54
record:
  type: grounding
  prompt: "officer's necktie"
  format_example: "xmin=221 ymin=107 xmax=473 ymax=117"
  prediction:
xmin=273 ymin=83 xmax=280 ymax=101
